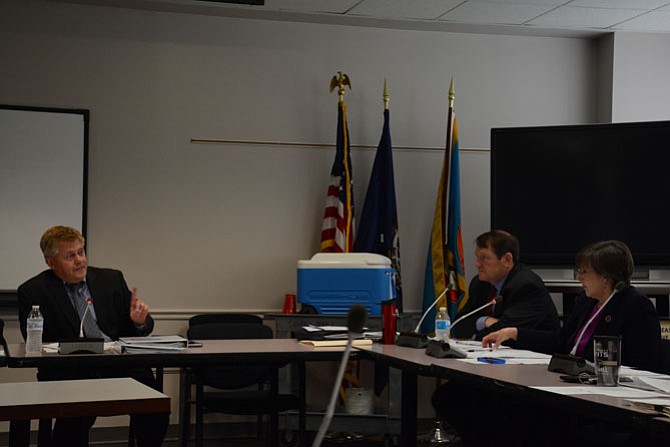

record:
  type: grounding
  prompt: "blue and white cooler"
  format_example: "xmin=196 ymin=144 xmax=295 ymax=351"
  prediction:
xmin=297 ymin=253 xmax=396 ymax=316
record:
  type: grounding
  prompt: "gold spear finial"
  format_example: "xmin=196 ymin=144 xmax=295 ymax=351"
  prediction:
xmin=383 ymin=79 xmax=389 ymax=110
xmin=329 ymin=71 xmax=351 ymax=103
xmin=449 ymin=77 xmax=455 ymax=109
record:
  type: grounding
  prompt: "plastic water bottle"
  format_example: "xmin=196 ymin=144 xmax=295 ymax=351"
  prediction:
xmin=26 ymin=305 xmax=44 ymax=355
xmin=435 ymin=306 xmax=451 ymax=341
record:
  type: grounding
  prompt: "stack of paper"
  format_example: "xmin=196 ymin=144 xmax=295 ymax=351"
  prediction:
xmin=299 ymin=339 xmax=373 ymax=348
xmin=117 ymin=335 xmax=188 ymax=353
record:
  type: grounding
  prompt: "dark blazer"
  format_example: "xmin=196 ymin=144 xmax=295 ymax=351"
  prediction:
xmin=451 ymin=263 xmax=560 ymax=340
xmin=18 ymin=266 xmax=153 ymax=343
xmin=517 ymin=286 xmax=661 ymax=372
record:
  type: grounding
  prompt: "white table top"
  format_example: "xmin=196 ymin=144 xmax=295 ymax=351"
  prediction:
xmin=0 ymin=377 xmax=170 ymax=421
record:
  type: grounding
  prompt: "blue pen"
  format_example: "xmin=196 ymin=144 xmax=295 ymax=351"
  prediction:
xmin=477 ymin=357 xmax=506 ymax=364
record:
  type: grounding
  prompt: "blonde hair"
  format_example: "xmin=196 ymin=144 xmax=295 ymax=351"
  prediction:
xmin=40 ymin=226 xmax=85 ymax=258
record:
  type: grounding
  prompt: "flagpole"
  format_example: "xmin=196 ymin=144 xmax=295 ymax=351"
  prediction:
xmin=441 ymin=78 xmax=455 ymax=294
xmin=328 ymin=71 xmax=354 ymax=252
xmin=383 ymin=78 xmax=389 ymax=110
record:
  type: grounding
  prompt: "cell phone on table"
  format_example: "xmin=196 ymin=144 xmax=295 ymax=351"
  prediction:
xmin=477 ymin=357 xmax=506 ymax=364
xmin=187 ymin=341 xmax=203 ymax=348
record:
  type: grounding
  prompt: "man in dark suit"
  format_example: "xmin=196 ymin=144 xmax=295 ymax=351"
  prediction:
xmin=433 ymin=230 xmax=560 ymax=446
xmin=450 ymin=230 xmax=560 ymax=340
xmin=18 ymin=226 xmax=168 ymax=447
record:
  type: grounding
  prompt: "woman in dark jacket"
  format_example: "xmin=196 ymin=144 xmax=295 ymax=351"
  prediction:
xmin=483 ymin=240 xmax=661 ymax=372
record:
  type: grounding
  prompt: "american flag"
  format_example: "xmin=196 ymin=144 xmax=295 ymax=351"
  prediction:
xmin=320 ymin=100 xmax=355 ymax=253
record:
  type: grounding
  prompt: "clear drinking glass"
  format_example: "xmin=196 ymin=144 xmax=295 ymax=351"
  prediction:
xmin=593 ymin=335 xmax=622 ymax=386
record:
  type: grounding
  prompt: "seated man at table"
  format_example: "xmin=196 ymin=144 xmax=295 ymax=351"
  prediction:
xmin=450 ymin=230 xmax=560 ymax=340
xmin=17 ymin=226 xmax=168 ymax=447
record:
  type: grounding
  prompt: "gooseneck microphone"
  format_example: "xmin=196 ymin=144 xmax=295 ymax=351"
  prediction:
xmin=413 ymin=283 xmax=453 ymax=333
xmin=312 ymin=304 xmax=368 ymax=447
xmin=449 ymin=295 xmax=503 ymax=338
xmin=79 ymin=298 xmax=93 ymax=338
xmin=59 ymin=297 xmax=104 ymax=355
xmin=569 ymin=281 xmax=625 ymax=356
xmin=395 ymin=284 xmax=453 ymax=348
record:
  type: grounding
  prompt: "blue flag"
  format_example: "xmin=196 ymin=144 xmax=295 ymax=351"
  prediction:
xmin=421 ymin=109 xmax=468 ymax=333
xmin=355 ymin=109 xmax=403 ymax=310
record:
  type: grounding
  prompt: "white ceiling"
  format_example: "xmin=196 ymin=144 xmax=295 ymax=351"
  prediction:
xmin=56 ymin=0 xmax=670 ymax=37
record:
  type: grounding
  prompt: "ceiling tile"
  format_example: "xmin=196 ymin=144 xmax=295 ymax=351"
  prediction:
xmin=612 ymin=10 xmax=670 ymax=31
xmin=265 ymin=0 xmax=361 ymax=14
xmin=528 ymin=6 xmax=647 ymax=28
xmin=568 ymin=0 xmax=669 ymax=9
xmin=440 ymin=1 xmax=556 ymax=25
xmin=468 ymin=0 xmax=567 ymax=5
xmin=347 ymin=0 xmax=462 ymax=20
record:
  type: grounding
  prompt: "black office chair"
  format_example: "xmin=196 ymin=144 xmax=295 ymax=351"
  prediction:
xmin=184 ymin=320 xmax=302 ymax=447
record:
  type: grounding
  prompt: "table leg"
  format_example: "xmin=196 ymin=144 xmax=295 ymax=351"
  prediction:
xmin=400 ymin=370 xmax=418 ymax=447
xmin=179 ymin=368 xmax=191 ymax=447
xmin=9 ymin=420 xmax=30 ymax=447
xmin=298 ymin=362 xmax=306 ymax=447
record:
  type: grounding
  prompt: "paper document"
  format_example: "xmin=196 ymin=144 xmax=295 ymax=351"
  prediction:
xmin=117 ymin=335 xmax=188 ymax=353
xmin=532 ymin=385 xmax=668 ymax=399
xmin=299 ymin=339 xmax=373 ymax=348
xmin=119 ymin=335 xmax=187 ymax=344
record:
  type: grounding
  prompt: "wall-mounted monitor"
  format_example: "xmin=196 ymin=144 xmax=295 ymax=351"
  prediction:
xmin=491 ymin=120 xmax=670 ymax=270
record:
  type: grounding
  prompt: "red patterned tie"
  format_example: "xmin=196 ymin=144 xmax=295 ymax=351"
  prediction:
xmin=485 ymin=286 xmax=497 ymax=316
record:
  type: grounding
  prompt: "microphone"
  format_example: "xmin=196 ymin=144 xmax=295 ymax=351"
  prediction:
xmin=312 ymin=304 xmax=368 ymax=447
xmin=396 ymin=284 xmax=452 ymax=348
xmin=568 ymin=281 xmax=625 ymax=356
xmin=346 ymin=303 xmax=367 ymax=334
xmin=413 ymin=284 xmax=452 ymax=333
xmin=79 ymin=299 xmax=93 ymax=338
xmin=59 ymin=298 xmax=104 ymax=355
xmin=449 ymin=294 xmax=503 ymax=338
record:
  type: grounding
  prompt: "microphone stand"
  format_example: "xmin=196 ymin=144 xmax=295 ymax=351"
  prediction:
xmin=311 ymin=332 xmax=356 ymax=447
xmin=312 ymin=304 xmax=367 ymax=447
xmin=79 ymin=299 xmax=92 ymax=338
xmin=448 ymin=295 xmax=501 ymax=338
xmin=396 ymin=285 xmax=452 ymax=348
xmin=59 ymin=299 xmax=104 ymax=355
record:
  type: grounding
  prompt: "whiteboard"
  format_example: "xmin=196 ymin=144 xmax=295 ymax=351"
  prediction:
xmin=0 ymin=105 xmax=87 ymax=297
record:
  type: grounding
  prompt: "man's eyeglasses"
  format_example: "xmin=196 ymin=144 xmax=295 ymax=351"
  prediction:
xmin=62 ymin=248 xmax=85 ymax=261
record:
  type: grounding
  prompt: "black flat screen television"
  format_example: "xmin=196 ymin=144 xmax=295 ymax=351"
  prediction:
xmin=491 ymin=120 xmax=670 ymax=269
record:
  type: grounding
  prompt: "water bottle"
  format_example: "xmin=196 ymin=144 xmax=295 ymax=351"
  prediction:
xmin=26 ymin=305 xmax=44 ymax=355
xmin=435 ymin=306 xmax=451 ymax=341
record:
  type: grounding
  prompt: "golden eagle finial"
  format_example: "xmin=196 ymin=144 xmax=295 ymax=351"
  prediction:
xmin=329 ymin=71 xmax=351 ymax=103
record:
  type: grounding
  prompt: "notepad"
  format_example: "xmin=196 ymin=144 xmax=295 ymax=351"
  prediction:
xmin=299 ymin=339 xmax=373 ymax=348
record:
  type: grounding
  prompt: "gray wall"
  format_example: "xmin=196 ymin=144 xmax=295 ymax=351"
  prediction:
xmin=611 ymin=32 xmax=670 ymax=122
xmin=0 ymin=1 xmax=598 ymax=317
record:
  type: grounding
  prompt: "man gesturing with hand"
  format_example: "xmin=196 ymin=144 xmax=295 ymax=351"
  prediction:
xmin=18 ymin=226 xmax=168 ymax=447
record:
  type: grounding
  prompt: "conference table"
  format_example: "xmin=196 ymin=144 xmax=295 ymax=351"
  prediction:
xmin=6 ymin=340 xmax=670 ymax=447
xmin=0 ymin=377 xmax=169 ymax=447
xmin=5 ymin=339 xmax=346 ymax=447
xmin=357 ymin=343 xmax=670 ymax=447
